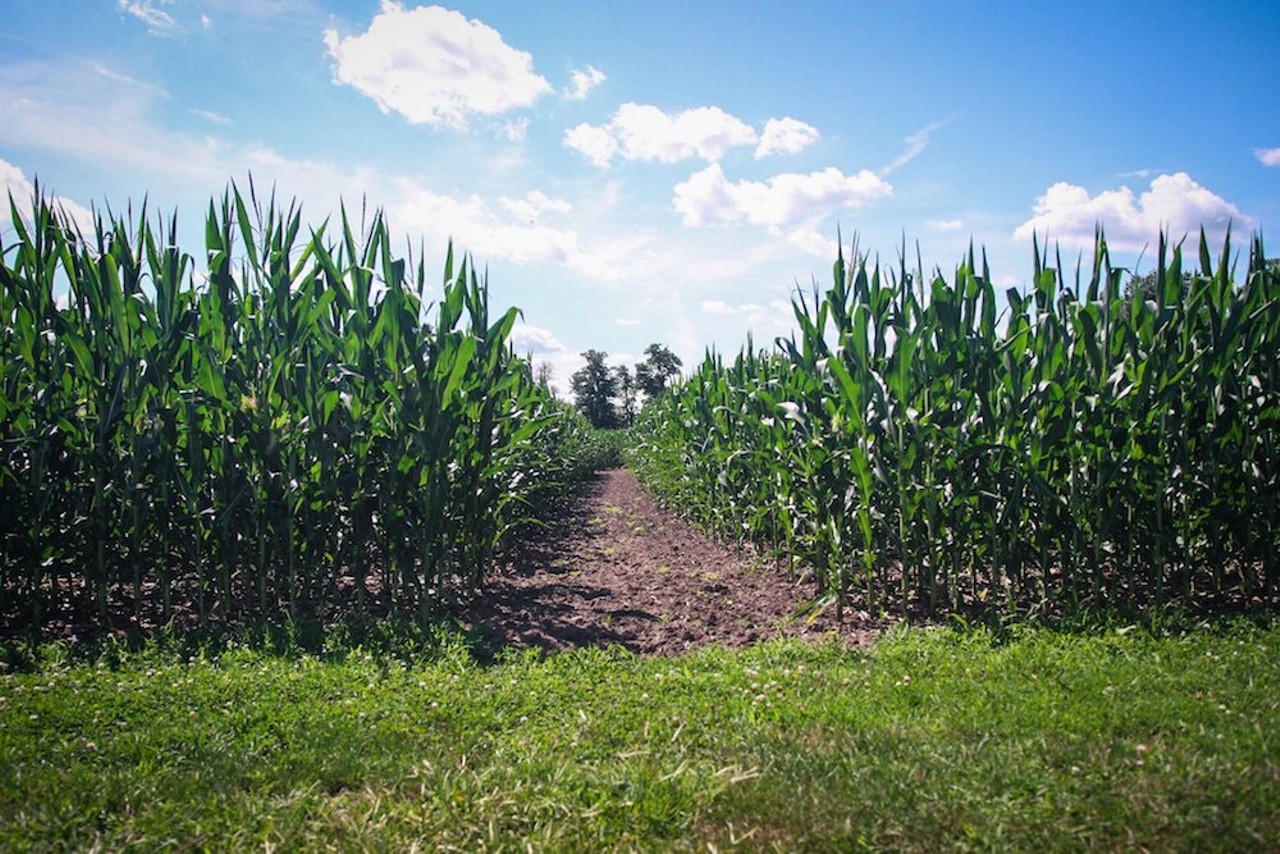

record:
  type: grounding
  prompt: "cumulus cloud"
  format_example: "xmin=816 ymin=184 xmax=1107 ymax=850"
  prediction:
xmin=673 ymin=163 xmax=892 ymax=229
xmin=1255 ymin=147 xmax=1280 ymax=166
xmin=323 ymin=2 xmax=551 ymax=128
xmin=509 ymin=322 xmax=566 ymax=355
xmin=755 ymin=117 xmax=820 ymax=158
xmin=613 ymin=103 xmax=756 ymax=163
xmin=564 ymin=103 xmax=758 ymax=167
xmin=700 ymin=299 xmax=735 ymax=315
xmin=0 ymin=158 xmax=95 ymax=233
xmin=564 ymin=65 xmax=606 ymax=100
xmin=1013 ymin=172 xmax=1250 ymax=252
xmin=929 ymin=218 xmax=964 ymax=231
xmin=562 ymin=123 xmax=618 ymax=168
xmin=117 ymin=0 xmax=179 ymax=35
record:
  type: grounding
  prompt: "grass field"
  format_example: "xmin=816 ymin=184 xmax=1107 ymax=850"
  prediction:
xmin=3 ymin=620 xmax=1277 ymax=851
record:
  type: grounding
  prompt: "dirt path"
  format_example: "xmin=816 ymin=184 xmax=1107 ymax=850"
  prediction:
xmin=461 ymin=469 xmax=879 ymax=656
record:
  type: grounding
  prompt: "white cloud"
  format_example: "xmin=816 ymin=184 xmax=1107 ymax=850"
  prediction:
xmin=564 ymin=65 xmax=606 ymax=100
xmin=392 ymin=182 xmax=578 ymax=265
xmin=565 ymin=103 xmax=758 ymax=168
xmin=389 ymin=178 xmax=633 ymax=280
xmin=0 ymin=52 xmax=664 ymax=292
xmin=117 ymin=0 xmax=179 ymax=35
xmin=755 ymin=117 xmax=820 ymax=158
xmin=698 ymin=297 xmax=796 ymax=339
xmin=614 ymin=317 xmax=641 ymax=326
xmin=1013 ymin=172 xmax=1250 ymax=252
xmin=499 ymin=117 xmax=529 ymax=143
xmin=87 ymin=61 xmax=169 ymax=97
xmin=613 ymin=103 xmax=757 ymax=164
xmin=509 ymin=322 xmax=566 ymax=355
xmin=782 ymin=226 xmax=832 ymax=257
xmin=1255 ymin=147 xmax=1280 ymax=166
xmin=741 ymin=299 xmax=797 ymax=338
xmin=673 ymin=163 xmax=892 ymax=228
xmin=323 ymin=2 xmax=551 ymax=128
xmin=189 ymin=108 xmax=231 ymax=125
xmin=563 ymin=123 xmax=618 ymax=168
xmin=498 ymin=190 xmax=571 ymax=223
xmin=0 ymin=53 xmax=648 ymax=286
xmin=929 ymin=218 xmax=964 ymax=231
xmin=508 ymin=323 xmax=585 ymax=397
xmin=881 ymin=119 xmax=947 ymax=176
xmin=0 ymin=157 xmax=95 ymax=233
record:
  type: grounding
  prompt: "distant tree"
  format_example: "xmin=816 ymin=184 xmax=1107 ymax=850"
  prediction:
xmin=1123 ymin=255 xmax=1280 ymax=304
xmin=570 ymin=349 xmax=620 ymax=428
xmin=634 ymin=343 xmax=683 ymax=400
xmin=1124 ymin=268 xmax=1191 ymax=305
xmin=614 ymin=365 xmax=638 ymax=426
xmin=1119 ymin=258 xmax=1279 ymax=319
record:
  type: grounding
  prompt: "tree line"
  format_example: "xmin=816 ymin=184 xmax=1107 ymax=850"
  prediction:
xmin=570 ymin=343 xmax=682 ymax=428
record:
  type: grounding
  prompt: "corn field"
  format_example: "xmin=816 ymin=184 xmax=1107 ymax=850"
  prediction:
xmin=630 ymin=232 xmax=1280 ymax=618
xmin=0 ymin=183 xmax=588 ymax=629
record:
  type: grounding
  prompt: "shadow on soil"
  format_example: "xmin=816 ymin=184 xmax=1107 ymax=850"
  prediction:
xmin=460 ymin=472 xmax=646 ymax=661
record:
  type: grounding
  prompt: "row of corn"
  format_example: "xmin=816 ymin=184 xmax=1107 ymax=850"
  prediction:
xmin=0 ymin=182 xmax=593 ymax=627
xmin=630 ymin=232 xmax=1280 ymax=618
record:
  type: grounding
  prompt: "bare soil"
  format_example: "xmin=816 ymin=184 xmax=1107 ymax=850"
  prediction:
xmin=461 ymin=468 xmax=880 ymax=656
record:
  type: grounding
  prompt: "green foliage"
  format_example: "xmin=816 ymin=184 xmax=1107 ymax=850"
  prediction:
xmin=630 ymin=230 xmax=1280 ymax=619
xmin=0 ymin=181 xmax=583 ymax=629
xmin=635 ymin=342 xmax=683 ymax=400
xmin=533 ymin=404 xmax=629 ymax=481
xmin=613 ymin=363 xmax=638 ymax=426
xmin=577 ymin=425 xmax=630 ymax=471
xmin=569 ymin=348 xmax=620 ymax=428
xmin=2 ymin=625 xmax=1277 ymax=850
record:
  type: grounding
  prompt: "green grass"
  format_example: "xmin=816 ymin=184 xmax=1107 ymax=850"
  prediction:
xmin=2 ymin=623 xmax=1278 ymax=850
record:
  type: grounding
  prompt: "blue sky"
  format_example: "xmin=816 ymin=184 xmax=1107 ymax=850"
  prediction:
xmin=2 ymin=1 xmax=1278 ymax=390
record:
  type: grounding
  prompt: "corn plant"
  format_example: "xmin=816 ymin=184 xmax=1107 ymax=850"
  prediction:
xmin=630 ymin=230 xmax=1279 ymax=619
xmin=1 ymin=181 xmax=585 ymax=630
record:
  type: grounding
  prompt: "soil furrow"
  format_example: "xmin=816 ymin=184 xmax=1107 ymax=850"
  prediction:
xmin=462 ymin=468 xmax=879 ymax=656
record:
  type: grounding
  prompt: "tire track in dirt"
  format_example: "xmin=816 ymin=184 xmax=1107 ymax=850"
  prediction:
xmin=461 ymin=469 xmax=879 ymax=656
